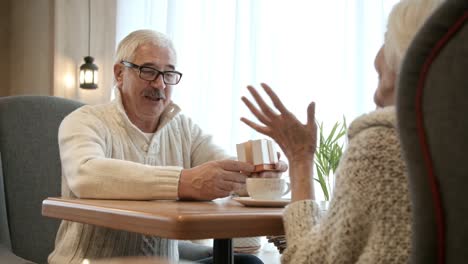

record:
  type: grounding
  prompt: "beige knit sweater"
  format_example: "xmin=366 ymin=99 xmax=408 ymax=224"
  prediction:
xmin=48 ymin=91 xmax=229 ymax=264
xmin=281 ymin=106 xmax=411 ymax=264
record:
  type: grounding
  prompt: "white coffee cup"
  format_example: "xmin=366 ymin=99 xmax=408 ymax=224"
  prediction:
xmin=246 ymin=178 xmax=290 ymax=200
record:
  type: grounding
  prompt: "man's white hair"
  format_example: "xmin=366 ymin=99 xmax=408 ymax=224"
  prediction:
xmin=384 ymin=0 xmax=444 ymax=74
xmin=114 ymin=29 xmax=177 ymax=65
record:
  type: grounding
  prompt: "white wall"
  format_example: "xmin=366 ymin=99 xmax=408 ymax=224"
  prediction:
xmin=9 ymin=0 xmax=54 ymax=96
xmin=2 ymin=0 xmax=116 ymax=105
xmin=0 ymin=0 xmax=11 ymax=97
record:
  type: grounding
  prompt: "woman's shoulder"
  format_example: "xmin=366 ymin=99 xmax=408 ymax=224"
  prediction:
xmin=340 ymin=106 xmax=402 ymax=183
xmin=347 ymin=106 xmax=396 ymax=140
xmin=336 ymin=106 xmax=405 ymax=199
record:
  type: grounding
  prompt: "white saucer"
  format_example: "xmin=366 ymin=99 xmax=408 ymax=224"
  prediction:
xmin=232 ymin=197 xmax=290 ymax=207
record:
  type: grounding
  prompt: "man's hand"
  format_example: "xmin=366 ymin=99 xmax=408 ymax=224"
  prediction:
xmin=178 ymin=160 xmax=255 ymax=200
xmin=252 ymin=159 xmax=288 ymax=178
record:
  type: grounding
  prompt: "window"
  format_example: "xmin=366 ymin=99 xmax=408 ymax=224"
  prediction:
xmin=116 ymin=0 xmax=399 ymax=156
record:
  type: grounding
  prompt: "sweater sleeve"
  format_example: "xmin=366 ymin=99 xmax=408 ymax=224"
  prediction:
xmin=281 ymin=126 xmax=400 ymax=263
xmin=59 ymin=108 xmax=180 ymax=200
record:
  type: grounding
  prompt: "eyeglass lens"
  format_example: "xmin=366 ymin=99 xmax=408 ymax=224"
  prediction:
xmin=139 ymin=67 xmax=181 ymax=84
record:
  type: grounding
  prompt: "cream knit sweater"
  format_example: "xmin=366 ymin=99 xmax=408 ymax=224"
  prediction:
xmin=281 ymin=106 xmax=411 ymax=264
xmin=48 ymin=91 xmax=229 ymax=264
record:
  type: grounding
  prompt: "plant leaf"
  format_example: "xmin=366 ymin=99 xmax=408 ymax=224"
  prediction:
xmin=313 ymin=117 xmax=347 ymax=201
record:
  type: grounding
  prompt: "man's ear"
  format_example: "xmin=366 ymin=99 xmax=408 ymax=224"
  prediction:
xmin=114 ymin=63 xmax=123 ymax=88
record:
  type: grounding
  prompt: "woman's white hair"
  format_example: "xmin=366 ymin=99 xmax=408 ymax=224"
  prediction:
xmin=384 ymin=0 xmax=444 ymax=74
xmin=114 ymin=29 xmax=177 ymax=64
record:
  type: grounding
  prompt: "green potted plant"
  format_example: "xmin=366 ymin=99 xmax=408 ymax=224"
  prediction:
xmin=314 ymin=118 xmax=347 ymax=201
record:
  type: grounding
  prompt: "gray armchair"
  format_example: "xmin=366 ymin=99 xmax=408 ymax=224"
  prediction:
xmin=397 ymin=0 xmax=468 ymax=263
xmin=0 ymin=96 xmax=84 ymax=263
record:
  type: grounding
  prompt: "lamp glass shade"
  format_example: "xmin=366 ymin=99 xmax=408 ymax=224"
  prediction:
xmin=79 ymin=56 xmax=99 ymax=89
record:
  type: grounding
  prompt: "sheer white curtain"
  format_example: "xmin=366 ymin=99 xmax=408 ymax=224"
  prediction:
xmin=116 ymin=0 xmax=399 ymax=156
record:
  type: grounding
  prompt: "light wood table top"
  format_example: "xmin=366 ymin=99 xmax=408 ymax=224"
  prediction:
xmin=42 ymin=197 xmax=285 ymax=239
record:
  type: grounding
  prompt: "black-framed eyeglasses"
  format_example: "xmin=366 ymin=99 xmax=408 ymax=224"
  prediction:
xmin=121 ymin=61 xmax=182 ymax=85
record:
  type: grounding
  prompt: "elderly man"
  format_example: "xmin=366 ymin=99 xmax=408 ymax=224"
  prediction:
xmin=48 ymin=29 xmax=282 ymax=264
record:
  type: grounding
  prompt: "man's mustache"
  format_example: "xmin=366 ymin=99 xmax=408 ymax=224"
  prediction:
xmin=142 ymin=89 xmax=166 ymax=100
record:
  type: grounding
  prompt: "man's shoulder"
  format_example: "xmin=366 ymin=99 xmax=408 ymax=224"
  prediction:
xmin=70 ymin=101 xmax=113 ymax=116
xmin=63 ymin=102 xmax=115 ymax=125
xmin=170 ymin=113 xmax=202 ymax=129
xmin=164 ymin=113 xmax=189 ymax=132
xmin=162 ymin=113 xmax=206 ymax=138
xmin=172 ymin=113 xmax=190 ymax=122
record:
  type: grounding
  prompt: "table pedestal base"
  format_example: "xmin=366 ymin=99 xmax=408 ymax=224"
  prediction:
xmin=213 ymin=238 xmax=233 ymax=264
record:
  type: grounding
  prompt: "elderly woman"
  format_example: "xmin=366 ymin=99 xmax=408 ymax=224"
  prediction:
xmin=241 ymin=0 xmax=444 ymax=263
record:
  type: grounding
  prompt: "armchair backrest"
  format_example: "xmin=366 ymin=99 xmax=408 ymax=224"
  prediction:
xmin=397 ymin=1 xmax=468 ymax=263
xmin=0 ymin=95 xmax=83 ymax=263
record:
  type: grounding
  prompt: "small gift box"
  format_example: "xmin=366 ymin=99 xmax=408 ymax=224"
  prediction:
xmin=236 ymin=139 xmax=278 ymax=172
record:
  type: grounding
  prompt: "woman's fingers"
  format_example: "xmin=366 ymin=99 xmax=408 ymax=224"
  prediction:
xmin=240 ymin=117 xmax=271 ymax=136
xmin=261 ymin=83 xmax=289 ymax=115
xmin=307 ymin=101 xmax=316 ymax=127
xmin=241 ymin=96 xmax=271 ymax=125
xmin=247 ymin=85 xmax=277 ymax=118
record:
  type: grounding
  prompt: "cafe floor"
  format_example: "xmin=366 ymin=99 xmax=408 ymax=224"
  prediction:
xmin=238 ymin=236 xmax=281 ymax=264
xmin=254 ymin=239 xmax=281 ymax=264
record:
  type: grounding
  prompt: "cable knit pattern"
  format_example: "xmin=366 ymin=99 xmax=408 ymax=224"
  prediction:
xmin=281 ymin=106 xmax=411 ymax=264
xmin=48 ymin=90 xmax=229 ymax=264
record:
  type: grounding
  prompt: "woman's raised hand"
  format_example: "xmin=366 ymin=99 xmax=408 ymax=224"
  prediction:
xmin=240 ymin=83 xmax=317 ymax=163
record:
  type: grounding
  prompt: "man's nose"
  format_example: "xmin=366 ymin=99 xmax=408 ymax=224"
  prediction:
xmin=150 ymin=73 xmax=166 ymax=89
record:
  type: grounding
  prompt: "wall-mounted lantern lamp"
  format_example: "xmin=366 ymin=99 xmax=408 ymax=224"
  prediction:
xmin=79 ymin=0 xmax=98 ymax=89
xmin=79 ymin=56 xmax=98 ymax=89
